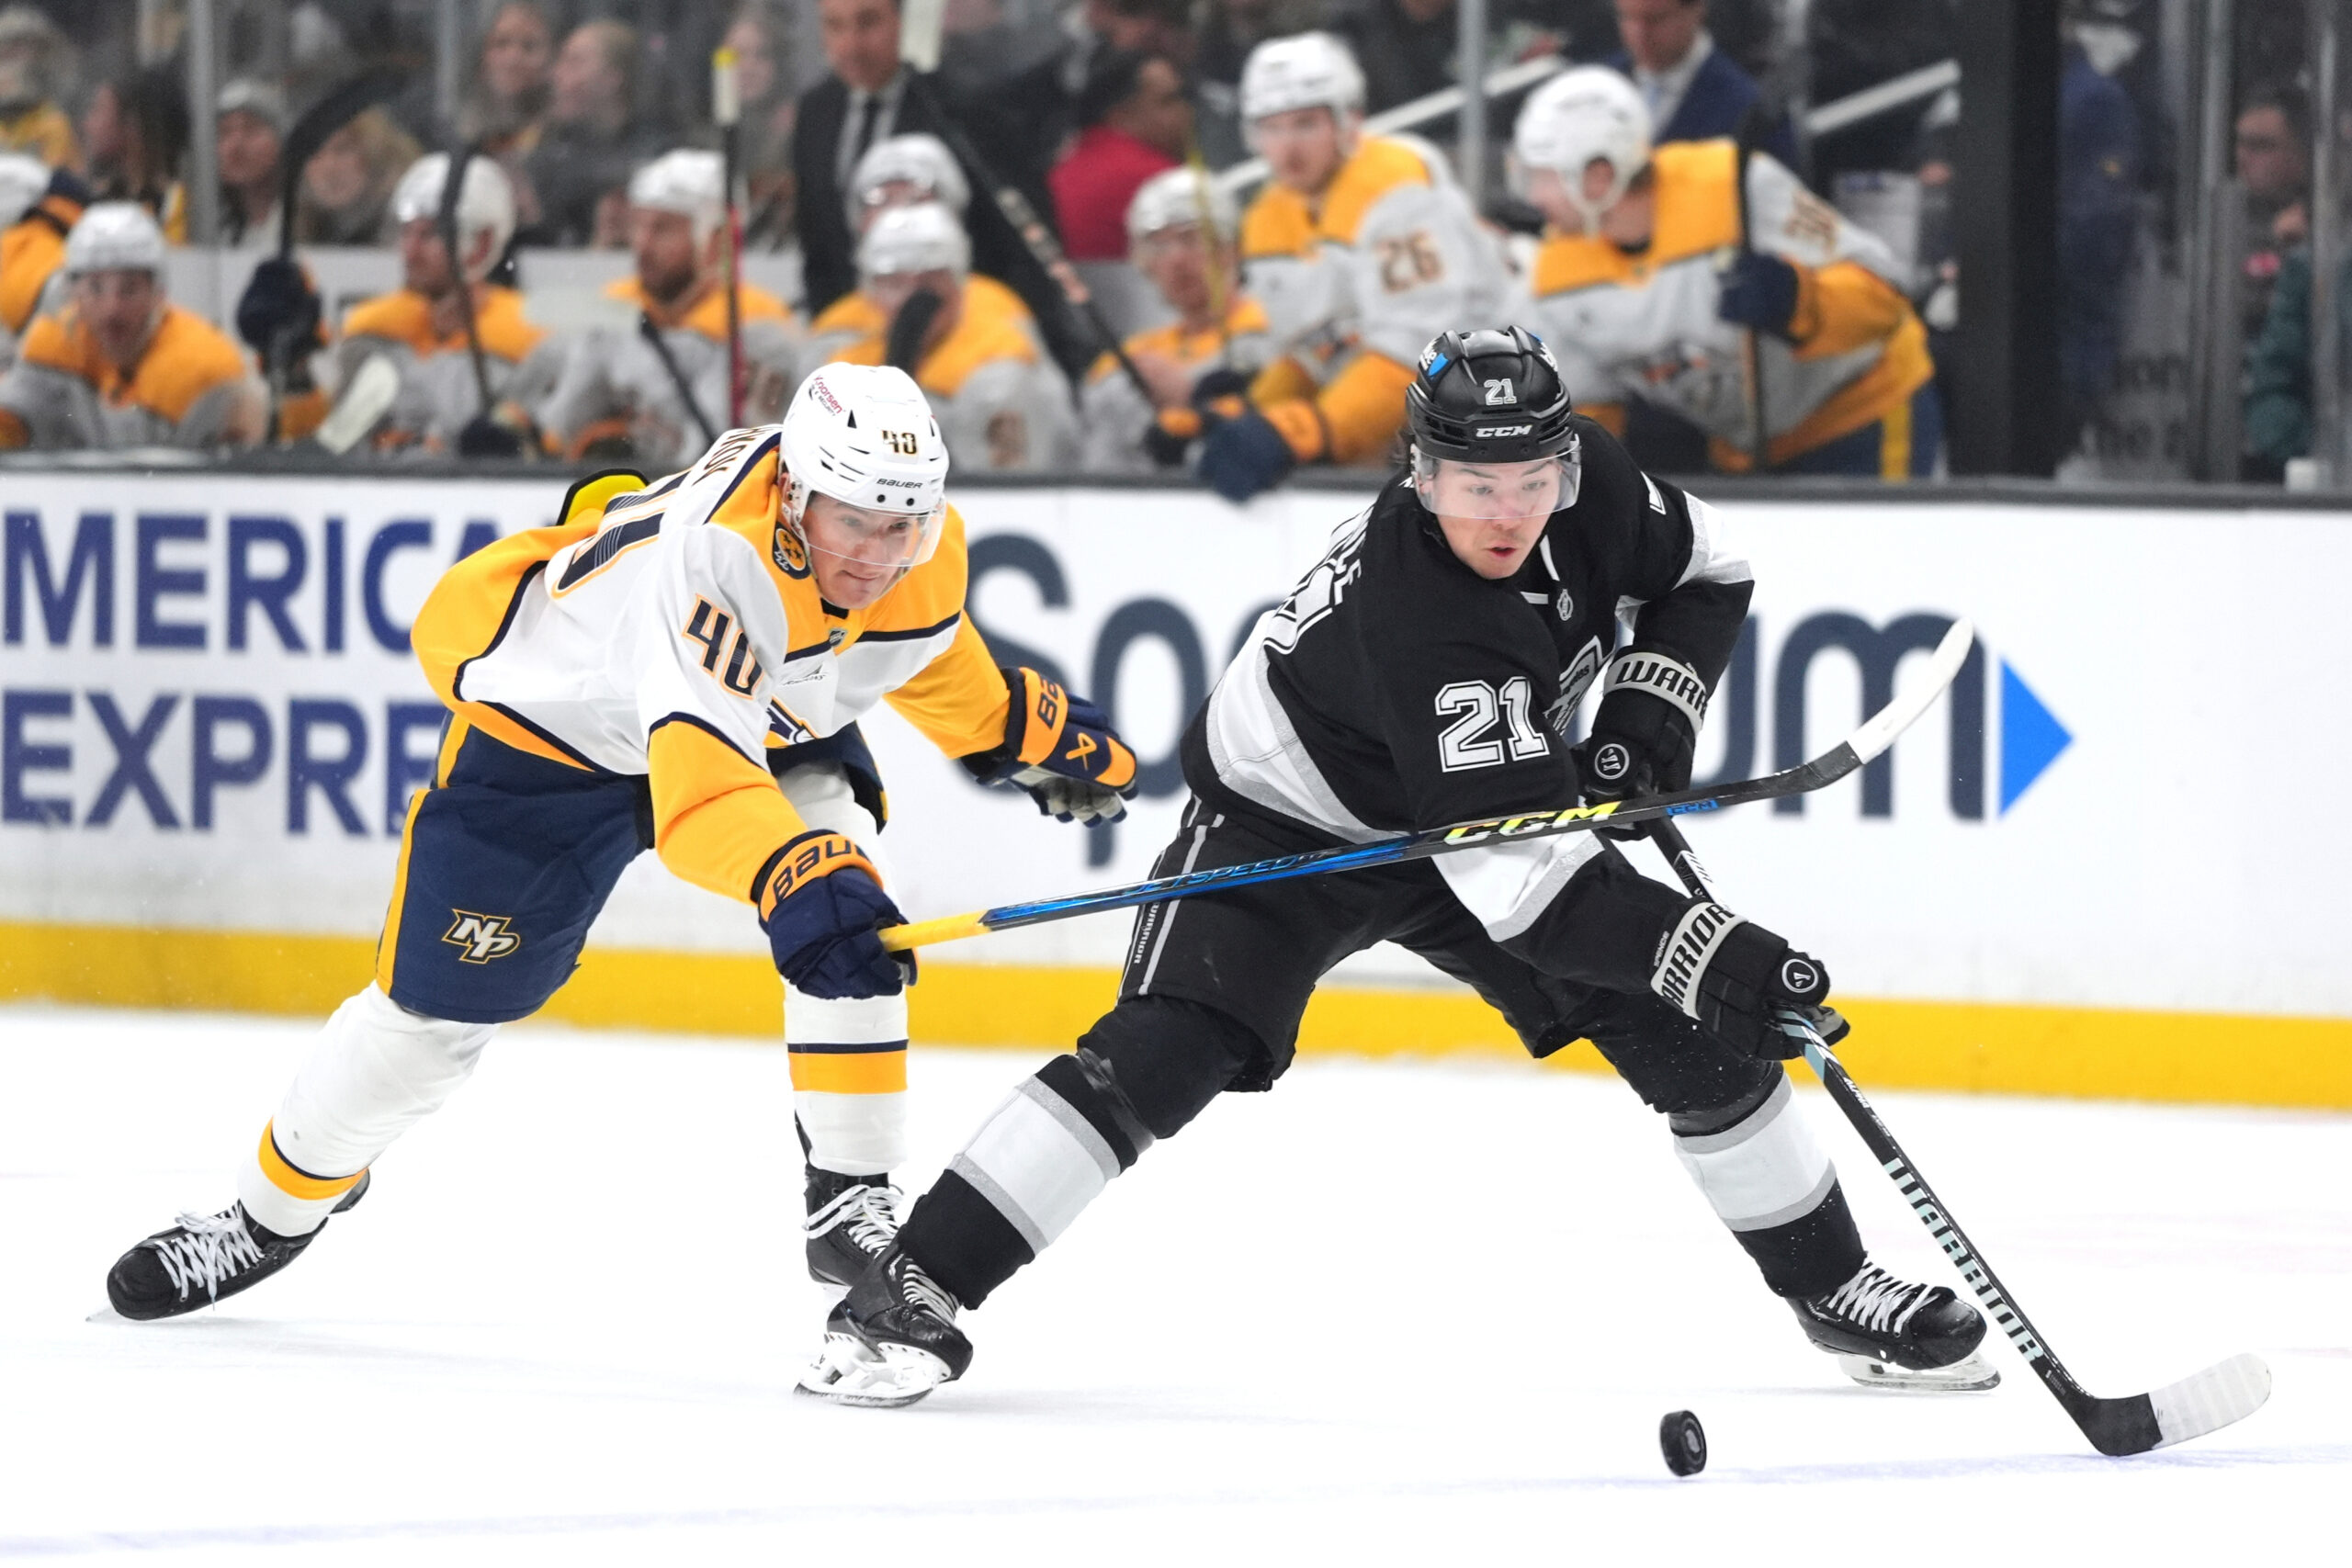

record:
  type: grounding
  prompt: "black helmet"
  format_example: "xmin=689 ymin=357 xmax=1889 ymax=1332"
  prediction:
xmin=1404 ymin=326 xmax=1576 ymax=464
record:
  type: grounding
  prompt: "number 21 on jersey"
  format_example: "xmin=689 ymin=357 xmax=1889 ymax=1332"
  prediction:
xmin=1434 ymin=677 xmax=1550 ymax=771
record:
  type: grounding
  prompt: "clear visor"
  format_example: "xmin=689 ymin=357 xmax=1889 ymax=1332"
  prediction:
xmin=797 ymin=493 xmax=947 ymax=589
xmin=1413 ymin=451 xmax=1581 ymax=522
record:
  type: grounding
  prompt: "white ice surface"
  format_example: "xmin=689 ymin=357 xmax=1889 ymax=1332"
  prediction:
xmin=3 ymin=1007 xmax=2346 ymax=1564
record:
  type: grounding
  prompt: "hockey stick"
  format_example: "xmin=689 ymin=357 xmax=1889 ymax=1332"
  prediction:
xmin=714 ymin=46 xmax=747 ymax=428
xmin=1642 ymin=815 xmax=2272 ymax=1456
xmin=437 ymin=141 xmax=498 ymax=421
xmin=878 ymin=617 xmax=1973 ymax=951
xmin=637 ymin=312 xmax=722 ymax=448
xmin=894 ymin=2 xmax=1156 ymax=406
xmin=1730 ymin=98 xmax=1773 ymax=474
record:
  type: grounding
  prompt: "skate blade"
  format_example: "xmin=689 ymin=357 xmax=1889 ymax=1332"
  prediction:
xmin=795 ymin=1334 xmax=952 ymax=1408
xmin=1836 ymin=1350 xmax=2001 ymax=1393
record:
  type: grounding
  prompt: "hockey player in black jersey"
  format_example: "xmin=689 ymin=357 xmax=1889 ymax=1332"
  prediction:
xmin=800 ymin=326 xmax=1994 ymax=1406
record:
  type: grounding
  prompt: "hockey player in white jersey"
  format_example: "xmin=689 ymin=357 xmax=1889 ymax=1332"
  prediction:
xmin=1514 ymin=67 xmax=1938 ymax=478
xmin=537 ymin=150 xmax=805 ymax=467
xmin=104 ymin=366 xmax=1139 ymax=1320
xmin=1195 ymin=30 xmax=1518 ymax=501
xmin=806 ymin=201 xmax=1077 ymax=472
xmin=1079 ymin=166 xmax=1272 ymax=474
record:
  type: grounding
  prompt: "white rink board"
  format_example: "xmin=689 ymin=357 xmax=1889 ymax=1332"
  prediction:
xmin=4 ymin=472 xmax=2350 ymax=1015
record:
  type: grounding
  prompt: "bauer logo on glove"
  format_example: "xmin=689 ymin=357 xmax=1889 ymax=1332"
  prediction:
xmin=960 ymin=667 xmax=1140 ymax=826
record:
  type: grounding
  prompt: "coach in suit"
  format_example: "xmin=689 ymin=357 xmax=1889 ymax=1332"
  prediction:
xmin=794 ymin=0 xmax=1091 ymax=375
xmin=1605 ymin=0 xmax=1796 ymax=166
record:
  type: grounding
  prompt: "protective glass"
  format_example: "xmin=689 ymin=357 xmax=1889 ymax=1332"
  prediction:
xmin=1413 ymin=452 xmax=1582 ymax=522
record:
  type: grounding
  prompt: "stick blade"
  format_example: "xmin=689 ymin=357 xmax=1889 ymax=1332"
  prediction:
xmin=2147 ymin=1352 xmax=2272 ymax=1451
xmin=1848 ymin=616 xmax=1974 ymax=765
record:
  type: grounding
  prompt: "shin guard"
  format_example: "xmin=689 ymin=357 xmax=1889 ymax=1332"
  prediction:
xmin=786 ymin=988 xmax=908 ymax=1177
xmin=238 ymin=985 xmax=496 ymax=1236
xmin=1671 ymin=1070 xmax=1864 ymax=1299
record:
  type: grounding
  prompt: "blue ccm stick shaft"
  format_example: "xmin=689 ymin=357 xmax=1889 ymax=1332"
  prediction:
xmin=877 ymin=618 xmax=1975 ymax=952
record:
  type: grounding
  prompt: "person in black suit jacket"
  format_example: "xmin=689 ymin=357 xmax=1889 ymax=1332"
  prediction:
xmin=794 ymin=0 xmax=1094 ymax=377
xmin=1604 ymin=0 xmax=1796 ymax=168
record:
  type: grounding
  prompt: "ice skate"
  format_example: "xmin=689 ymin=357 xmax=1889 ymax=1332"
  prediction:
xmin=106 ymin=1173 xmax=371 ymax=1322
xmin=797 ymin=1241 xmax=972 ymax=1407
xmin=804 ymin=1168 xmax=902 ymax=1289
xmin=1792 ymin=1261 xmax=1999 ymax=1391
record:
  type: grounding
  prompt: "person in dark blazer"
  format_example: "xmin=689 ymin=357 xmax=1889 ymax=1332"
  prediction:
xmin=1603 ymin=0 xmax=1795 ymax=167
xmin=794 ymin=0 xmax=1093 ymax=377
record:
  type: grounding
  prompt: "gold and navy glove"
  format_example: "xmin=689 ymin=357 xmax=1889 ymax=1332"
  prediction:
xmin=960 ymin=666 xmax=1139 ymax=826
xmin=756 ymin=830 xmax=910 ymax=998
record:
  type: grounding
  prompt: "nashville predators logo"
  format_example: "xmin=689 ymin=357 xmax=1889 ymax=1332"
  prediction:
xmin=771 ymin=522 xmax=811 ymax=580
xmin=442 ymin=911 xmax=521 ymax=964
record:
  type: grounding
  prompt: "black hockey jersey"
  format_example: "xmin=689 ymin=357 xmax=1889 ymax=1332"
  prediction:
xmin=1182 ymin=414 xmax=1754 ymax=985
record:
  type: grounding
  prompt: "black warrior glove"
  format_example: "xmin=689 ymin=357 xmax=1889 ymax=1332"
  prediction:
xmin=1648 ymin=898 xmax=1834 ymax=1059
xmin=1577 ymin=647 xmax=1711 ymax=821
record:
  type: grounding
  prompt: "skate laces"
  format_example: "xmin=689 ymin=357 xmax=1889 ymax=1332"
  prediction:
xmin=145 ymin=1208 xmax=265 ymax=1303
xmin=805 ymin=1182 xmax=903 ymax=1255
xmin=893 ymin=1256 xmax=959 ymax=1322
xmin=1821 ymin=1264 xmax=1931 ymax=1336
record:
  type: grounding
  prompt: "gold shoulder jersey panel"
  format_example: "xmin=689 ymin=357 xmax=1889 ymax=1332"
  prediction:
xmin=917 ymin=289 xmax=1040 ymax=397
xmin=1317 ymin=137 xmax=1433 ymax=246
xmin=1241 ymin=183 xmax=1317 ymax=261
xmin=0 ymin=214 xmax=66 ymax=333
xmin=17 ymin=309 xmax=93 ymax=378
xmin=341 ymin=289 xmax=439 ymax=354
xmin=131 ymin=308 xmax=253 ymax=424
xmin=1647 ymin=141 xmax=1744 ymax=265
xmin=608 ymin=276 xmax=795 ymax=337
xmin=470 ymin=287 xmax=544 ymax=363
xmin=811 ymin=291 xmax=884 ymax=338
xmin=965 ymin=274 xmax=1036 ymax=330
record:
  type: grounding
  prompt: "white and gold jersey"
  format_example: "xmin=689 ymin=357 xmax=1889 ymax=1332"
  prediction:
xmin=409 ymin=427 xmax=1009 ymax=906
xmin=333 ymin=284 xmax=570 ymax=455
xmin=1530 ymin=142 xmax=1931 ymax=469
xmin=1078 ymin=296 xmax=1273 ymax=474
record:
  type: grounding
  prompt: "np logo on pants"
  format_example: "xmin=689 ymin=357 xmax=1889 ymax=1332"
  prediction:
xmin=443 ymin=911 xmax=522 ymax=964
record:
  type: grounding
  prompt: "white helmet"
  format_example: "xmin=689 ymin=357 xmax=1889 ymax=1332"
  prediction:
xmin=847 ymin=133 xmax=969 ymax=227
xmin=0 ymin=151 xmax=46 ymax=230
xmin=1240 ymin=32 xmax=1365 ymax=125
xmin=1125 ymin=165 xmax=1237 ymax=248
xmin=64 ymin=202 xmax=166 ymax=276
xmin=858 ymin=200 xmax=969 ymax=284
xmin=628 ymin=149 xmax=726 ymax=245
xmin=777 ymin=364 xmax=951 ymax=590
xmin=391 ymin=152 xmax=518 ymax=277
xmin=1510 ymin=66 xmax=1652 ymax=226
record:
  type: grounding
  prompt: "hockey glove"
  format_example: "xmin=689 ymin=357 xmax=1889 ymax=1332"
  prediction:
xmin=458 ymin=409 xmax=533 ymax=459
xmin=759 ymin=830 xmax=910 ymax=999
xmin=959 ymin=666 xmax=1139 ymax=826
xmin=1648 ymin=897 xmax=1833 ymax=1060
xmin=1196 ymin=407 xmax=1297 ymax=502
xmin=235 ymin=256 xmax=324 ymax=367
xmin=1716 ymin=251 xmax=1805 ymax=340
xmin=1577 ymin=647 xmax=1711 ymax=826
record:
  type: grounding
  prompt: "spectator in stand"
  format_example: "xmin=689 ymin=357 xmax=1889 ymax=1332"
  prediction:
xmin=1080 ymin=166 xmax=1272 ymax=473
xmin=807 ymin=200 xmax=1075 ymax=470
xmin=458 ymin=0 xmax=555 ymax=194
xmin=1333 ymin=0 xmax=1458 ymax=117
xmin=518 ymin=19 xmax=660 ymax=247
xmin=216 ymin=80 xmax=285 ymax=246
xmin=0 ymin=6 xmax=74 ymax=169
xmin=1052 ymin=51 xmax=1191 ymax=262
xmin=1604 ymin=0 xmax=1794 ymax=167
xmin=0 ymin=161 xmax=81 ymax=368
xmin=295 ymin=107 xmax=421 ymax=245
xmin=723 ymin=4 xmax=802 ymax=249
xmin=2245 ymin=245 xmax=2352 ymax=479
xmin=2055 ymin=32 xmax=2139 ymax=455
xmin=0 ymin=202 xmax=261 ymax=449
xmin=81 ymin=68 xmax=187 ymax=240
xmin=2236 ymin=85 xmax=2310 ymax=346
xmin=538 ymin=150 xmax=805 ymax=468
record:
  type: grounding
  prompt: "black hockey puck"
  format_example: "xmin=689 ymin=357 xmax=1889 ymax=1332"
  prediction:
xmin=1659 ymin=1410 xmax=1706 ymax=1476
